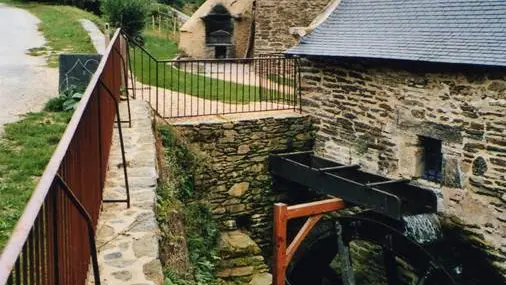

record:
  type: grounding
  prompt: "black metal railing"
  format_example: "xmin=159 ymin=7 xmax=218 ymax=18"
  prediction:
xmin=127 ymin=36 xmax=301 ymax=118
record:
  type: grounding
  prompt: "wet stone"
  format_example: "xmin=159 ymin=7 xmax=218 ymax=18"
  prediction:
xmin=104 ymin=252 xmax=122 ymax=260
xmin=104 ymin=259 xmax=136 ymax=268
xmin=143 ymin=259 xmax=164 ymax=284
xmin=112 ymin=270 xmax=132 ymax=281
xmin=250 ymin=273 xmax=272 ymax=285
xmin=133 ymin=233 xmax=158 ymax=258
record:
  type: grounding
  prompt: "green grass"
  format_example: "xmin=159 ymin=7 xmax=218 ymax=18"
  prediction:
xmin=267 ymin=73 xmax=296 ymax=87
xmin=1 ymin=1 xmax=105 ymax=67
xmin=0 ymin=112 xmax=72 ymax=250
xmin=131 ymin=32 xmax=290 ymax=104
xmin=144 ymin=30 xmax=180 ymax=59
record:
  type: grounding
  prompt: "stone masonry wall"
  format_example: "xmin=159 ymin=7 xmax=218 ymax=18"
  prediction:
xmin=254 ymin=0 xmax=330 ymax=55
xmin=300 ymin=58 xmax=506 ymax=278
xmin=173 ymin=115 xmax=314 ymax=256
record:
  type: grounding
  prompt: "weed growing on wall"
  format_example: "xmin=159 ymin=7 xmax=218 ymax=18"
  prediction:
xmin=157 ymin=124 xmax=219 ymax=285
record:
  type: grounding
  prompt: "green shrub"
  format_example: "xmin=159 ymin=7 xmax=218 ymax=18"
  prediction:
xmin=158 ymin=125 xmax=201 ymax=201
xmin=184 ymin=203 xmax=220 ymax=284
xmin=158 ymin=0 xmax=184 ymax=9
xmin=44 ymin=85 xmax=84 ymax=112
xmin=101 ymin=0 xmax=152 ymax=36
xmin=157 ymin=125 xmax=219 ymax=285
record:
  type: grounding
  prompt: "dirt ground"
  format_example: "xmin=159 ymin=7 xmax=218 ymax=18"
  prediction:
xmin=0 ymin=4 xmax=58 ymax=133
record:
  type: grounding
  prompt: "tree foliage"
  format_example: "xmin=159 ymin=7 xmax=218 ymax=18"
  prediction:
xmin=25 ymin=0 xmax=100 ymax=13
xmin=159 ymin=0 xmax=205 ymax=10
xmin=101 ymin=0 xmax=152 ymax=36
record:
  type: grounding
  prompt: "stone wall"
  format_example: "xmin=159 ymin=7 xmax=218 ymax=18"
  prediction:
xmin=300 ymin=57 xmax=506 ymax=278
xmin=217 ymin=230 xmax=271 ymax=285
xmin=179 ymin=0 xmax=254 ymax=59
xmin=173 ymin=115 xmax=314 ymax=255
xmin=254 ymin=0 xmax=330 ymax=55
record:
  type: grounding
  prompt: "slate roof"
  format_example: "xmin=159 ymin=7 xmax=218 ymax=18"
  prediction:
xmin=286 ymin=0 xmax=506 ymax=67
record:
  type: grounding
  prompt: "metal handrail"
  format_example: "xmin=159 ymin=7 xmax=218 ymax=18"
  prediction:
xmin=128 ymin=35 xmax=301 ymax=119
xmin=0 ymin=29 xmax=124 ymax=285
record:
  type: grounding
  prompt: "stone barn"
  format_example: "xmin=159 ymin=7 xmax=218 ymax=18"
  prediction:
xmin=287 ymin=0 xmax=506 ymax=281
xmin=179 ymin=0 xmax=333 ymax=59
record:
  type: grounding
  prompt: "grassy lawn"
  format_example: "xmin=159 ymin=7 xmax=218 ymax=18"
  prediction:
xmin=0 ymin=111 xmax=71 ymax=250
xmin=1 ymin=1 xmax=105 ymax=67
xmin=0 ymin=1 xmax=93 ymax=250
xmin=131 ymin=31 xmax=290 ymax=104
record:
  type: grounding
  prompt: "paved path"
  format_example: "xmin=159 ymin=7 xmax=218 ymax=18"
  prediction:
xmin=0 ymin=4 xmax=58 ymax=133
xmin=136 ymin=81 xmax=295 ymax=119
xmin=89 ymin=100 xmax=163 ymax=285
xmin=80 ymin=19 xmax=106 ymax=54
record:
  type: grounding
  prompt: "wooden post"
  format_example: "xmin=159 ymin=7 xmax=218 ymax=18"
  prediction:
xmin=158 ymin=7 xmax=161 ymax=34
xmin=272 ymin=198 xmax=346 ymax=285
xmin=173 ymin=11 xmax=177 ymax=38
xmin=152 ymin=15 xmax=155 ymax=31
xmin=273 ymin=203 xmax=288 ymax=285
xmin=167 ymin=7 xmax=170 ymax=39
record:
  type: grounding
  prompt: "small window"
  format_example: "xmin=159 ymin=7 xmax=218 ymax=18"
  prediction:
xmin=419 ymin=136 xmax=442 ymax=183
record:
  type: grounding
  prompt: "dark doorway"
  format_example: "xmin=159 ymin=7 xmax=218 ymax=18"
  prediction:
xmin=215 ymin=46 xmax=227 ymax=59
xmin=204 ymin=4 xmax=233 ymax=58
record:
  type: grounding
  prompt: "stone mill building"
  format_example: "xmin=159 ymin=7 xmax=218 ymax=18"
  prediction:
xmin=179 ymin=0 xmax=332 ymax=58
xmin=286 ymin=0 xmax=506 ymax=279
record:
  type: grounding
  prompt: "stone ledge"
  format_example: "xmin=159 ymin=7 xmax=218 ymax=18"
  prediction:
xmin=89 ymin=100 xmax=163 ymax=285
xmin=169 ymin=110 xmax=306 ymax=126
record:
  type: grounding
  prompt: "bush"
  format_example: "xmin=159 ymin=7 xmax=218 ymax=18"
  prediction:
xmin=101 ymin=0 xmax=152 ymax=36
xmin=184 ymin=203 xmax=219 ymax=284
xmin=159 ymin=0 xmax=184 ymax=9
xmin=157 ymin=125 xmax=219 ymax=285
xmin=44 ymin=85 xmax=84 ymax=112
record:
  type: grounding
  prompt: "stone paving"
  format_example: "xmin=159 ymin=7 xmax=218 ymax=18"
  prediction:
xmin=89 ymin=99 xmax=163 ymax=285
xmin=135 ymin=81 xmax=295 ymax=119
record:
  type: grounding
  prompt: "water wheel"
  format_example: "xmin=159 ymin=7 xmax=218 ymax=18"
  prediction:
xmin=285 ymin=214 xmax=458 ymax=285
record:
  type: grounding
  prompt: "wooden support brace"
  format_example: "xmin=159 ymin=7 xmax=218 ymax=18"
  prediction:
xmin=273 ymin=198 xmax=346 ymax=285
xmin=287 ymin=198 xmax=346 ymax=219
xmin=273 ymin=203 xmax=288 ymax=285
xmin=285 ymin=215 xmax=322 ymax=266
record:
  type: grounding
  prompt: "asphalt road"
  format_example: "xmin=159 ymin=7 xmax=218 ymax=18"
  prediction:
xmin=0 ymin=3 xmax=58 ymax=133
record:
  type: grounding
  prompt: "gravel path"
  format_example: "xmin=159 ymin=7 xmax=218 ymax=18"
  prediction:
xmin=0 ymin=4 xmax=58 ymax=134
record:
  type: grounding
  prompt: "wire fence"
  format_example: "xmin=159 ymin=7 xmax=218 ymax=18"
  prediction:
xmin=149 ymin=6 xmax=187 ymax=41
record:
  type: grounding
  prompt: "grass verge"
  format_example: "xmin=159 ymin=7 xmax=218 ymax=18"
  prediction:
xmin=2 ymin=1 xmax=105 ymax=67
xmin=156 ymin=124 xmax=220 ymax=285
xmin=0 ymin=111 xmax=72 ymax=250
xmin=131 ymin=32 xmax=290 ymax=104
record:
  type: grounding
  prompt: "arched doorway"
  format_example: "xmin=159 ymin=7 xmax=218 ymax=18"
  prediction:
xmin=203 ymin=4 xmax=234 ymax=59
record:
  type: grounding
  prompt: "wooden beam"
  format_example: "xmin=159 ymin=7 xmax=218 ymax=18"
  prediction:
xmin=273 ymin=198 xmax=346 ymax=285
xmin=287 ymin=198 xmax=345 ymax=219
xmin=285 ymin=215 xmax=323 ymax=266
xmin=273 ymin=203 xmax=288 ymax=285
xmin=317 ymin=164 xmax=360 ymax=173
